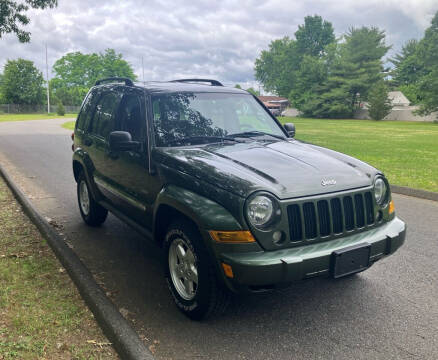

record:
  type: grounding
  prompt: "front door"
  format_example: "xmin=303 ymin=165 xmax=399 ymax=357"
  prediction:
xmin=103 ymin=88 xmax=154 ymax=228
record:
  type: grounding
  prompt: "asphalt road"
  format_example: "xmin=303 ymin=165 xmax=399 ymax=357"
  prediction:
xmin=1 ymin=119 xmax=437 ymax=360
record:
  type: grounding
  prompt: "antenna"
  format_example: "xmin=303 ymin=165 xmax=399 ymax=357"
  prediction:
xmin=45 ymin=43 xmax=50 ymax=114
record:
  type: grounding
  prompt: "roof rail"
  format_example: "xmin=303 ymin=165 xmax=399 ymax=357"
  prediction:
xmin=95 ymin=77 xmax=134 ymax=86
xmin=170 ymin=78 xmax=223 ymax=86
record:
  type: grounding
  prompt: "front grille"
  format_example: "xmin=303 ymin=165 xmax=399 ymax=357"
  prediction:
xmin=287 ymin=190 xmax=375 ymax=242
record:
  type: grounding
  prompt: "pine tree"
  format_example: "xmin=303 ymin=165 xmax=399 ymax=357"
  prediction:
xmin=367 ymin=82 xmax=392 ymax=120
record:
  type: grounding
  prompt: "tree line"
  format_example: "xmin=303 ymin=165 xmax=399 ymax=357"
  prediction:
xmin=0 ymin=49 xmax=136 ymax=106
xmin=255 ymin=12 xmax=438 ymax=119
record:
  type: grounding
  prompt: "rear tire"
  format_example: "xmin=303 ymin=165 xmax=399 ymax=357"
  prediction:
xmin=77 ymin=172 xmax=108 ymax=226
xmin=164 ymin=219 xmax=230 ymax=320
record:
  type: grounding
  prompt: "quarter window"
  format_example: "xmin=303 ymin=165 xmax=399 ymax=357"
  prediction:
xmin=76 ymin=89 xmax=99 ymax=130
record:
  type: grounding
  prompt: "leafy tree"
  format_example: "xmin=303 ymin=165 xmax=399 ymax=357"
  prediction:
xmin=398 ymin=84 xmax=420 ymax=104
xmin=254 ymin=37 xmax=298 ymax=97
xmin=2 ymin=58 xmax=45 ymax=104
xmin=0 ymin=0 xmax=57 ymax=42
xmin=415 ymin=11 xmax=438 ymax=116
xmin=99 ymin=49 xmax=136 ymax=80
xmin=254 ymin=15 xmax=336 ymax=97
xmin=0 ymin=73 xmax=4 ymax=102
xmin=390 ymin=39 xmax=423 ymax=86
xmin=56 ymin=100 xmax=65 ymax=116
xmin=290 ymin=27 xmax=390 ymax=118
xmin=295 ymin=15 xmax=336 ymax=57
xmin=234 ymin=84 xmax=242 ymax=89
xmin=245 ymin=87 xmax=260 ymax=96
xmin=368 ymin=81 xmax=392 ymax=120
xmin=51 ymin=49 xmax=137 ymax=106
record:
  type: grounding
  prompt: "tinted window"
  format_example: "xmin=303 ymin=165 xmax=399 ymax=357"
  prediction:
xmin=117 ymin=93 xmax=143 ymax=141
xmin=152 ymin=92 xmax=284 ymax=147
xmin=76 ymin=89 xmax=99 ymax=130
xmin=90 ymin=92 xmax=122 ymax=139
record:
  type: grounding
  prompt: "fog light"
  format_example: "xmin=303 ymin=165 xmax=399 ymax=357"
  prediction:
xmin=272 ymin=231 xmax=284 ymax=245
xmin=222 ymin=263 xmax=234 ymax=278
xmin=376 ymin=210 xmax=383 ymax=221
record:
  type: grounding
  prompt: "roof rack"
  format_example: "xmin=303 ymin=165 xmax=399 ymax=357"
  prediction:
xmin=170 ymin=78 xmax=223 ymax=86
xmin=95 ymin=77 xmax=134 ymax=86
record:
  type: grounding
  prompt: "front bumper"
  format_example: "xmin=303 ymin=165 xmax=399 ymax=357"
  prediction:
xmin=220 ymin=217 xmax=406 ymax=290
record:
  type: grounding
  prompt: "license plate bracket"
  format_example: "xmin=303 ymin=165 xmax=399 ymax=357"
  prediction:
xmin=331 ymin=243 xmax=371 ymax=278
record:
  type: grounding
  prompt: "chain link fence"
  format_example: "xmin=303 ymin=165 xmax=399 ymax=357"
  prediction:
xmin=0 ymin=104 xmax=80 ymax=114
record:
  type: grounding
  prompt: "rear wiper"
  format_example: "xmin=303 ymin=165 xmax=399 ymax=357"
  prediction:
xmin=167 ymin=135 xmax=242 ymax=146
xmin=228 ymin=131 xmax=286 ymax=140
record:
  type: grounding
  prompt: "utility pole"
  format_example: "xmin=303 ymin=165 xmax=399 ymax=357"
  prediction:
xmin=45 ymin=43 xmax=50 ymax=114
xmin=141 ymin=56 xmax=145 ymax=83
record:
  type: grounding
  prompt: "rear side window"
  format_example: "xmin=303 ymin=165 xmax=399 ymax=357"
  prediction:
xmin=117 ymin=93 xmax=143 ymax=141
xmin=90 ymin=91 xmax=122 ymax=139
xmin=76 ymin=89 xmax=99 ymax=131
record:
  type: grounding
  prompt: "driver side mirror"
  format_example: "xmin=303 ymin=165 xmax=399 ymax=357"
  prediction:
xmin=283 ymin=123 xmax=295 ymax=138
xmin=109 ymin=131 xmax=141 ymax=152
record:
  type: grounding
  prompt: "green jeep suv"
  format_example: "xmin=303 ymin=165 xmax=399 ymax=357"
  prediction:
xmin=72 ymin=77 xmax=406 ymax=320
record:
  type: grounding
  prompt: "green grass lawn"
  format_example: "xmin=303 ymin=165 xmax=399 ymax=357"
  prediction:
xmin=62 ymin=120 xmax=76 ymax=130
xmin=279 ymin=117 xmax=438 ymax=193
xmin=0 ymin=177 xmax=116 ymax=359
xmin=0 ymin=113 xmax=77 ymax=122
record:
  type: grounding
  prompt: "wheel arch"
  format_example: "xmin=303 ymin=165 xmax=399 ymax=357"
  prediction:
xmin=153 ymin=185 xmax=243 ymax=246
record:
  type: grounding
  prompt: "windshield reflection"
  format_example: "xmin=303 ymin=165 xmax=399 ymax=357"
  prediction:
xmin=152 ymin=92 xmax=285 ymax=147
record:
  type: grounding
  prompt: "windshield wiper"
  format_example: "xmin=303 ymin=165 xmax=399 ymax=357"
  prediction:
xmin=228 ymin=131 xmax=286 ymax=140
xmin=167 ymin=135 xmax=242 ymax=146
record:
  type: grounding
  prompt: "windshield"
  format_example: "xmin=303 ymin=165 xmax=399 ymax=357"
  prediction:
xmin=151 ymin=92 xmax=285 ymax=147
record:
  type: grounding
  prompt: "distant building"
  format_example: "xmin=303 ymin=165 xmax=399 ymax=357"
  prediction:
xmin=356 ymin=90 xmax=437 ymax=122
xmin=388 ymin=91 xmax=410 ymax=107
xmin=257 ymin=96 xmax=289 ymax=113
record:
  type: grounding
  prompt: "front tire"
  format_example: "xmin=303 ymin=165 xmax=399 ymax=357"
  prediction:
xmin=77 ymin=172 xmax=108 ymax=226
xmin=164 ymin=220 xmax=230 ymax=320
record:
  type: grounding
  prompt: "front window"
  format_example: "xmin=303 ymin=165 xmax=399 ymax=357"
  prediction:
xmin=152 ymin=92 xmax=285 ymax=147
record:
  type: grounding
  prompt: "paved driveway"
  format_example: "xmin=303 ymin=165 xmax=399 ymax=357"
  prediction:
xmin=0 ymin=119 xmax=437 ymax=359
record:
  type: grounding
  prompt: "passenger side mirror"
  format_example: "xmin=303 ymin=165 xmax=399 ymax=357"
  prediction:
xmin=283 ymin=123 xmax=295 ymax=138
xmin=109 ymin=131 xmax=141 ymax=152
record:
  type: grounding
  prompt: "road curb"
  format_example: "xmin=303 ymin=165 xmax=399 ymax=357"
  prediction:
xmin=391 ymin=185 xmax=438 ymax=202
xmin=0 ymin=163 xmax=154 ymax=360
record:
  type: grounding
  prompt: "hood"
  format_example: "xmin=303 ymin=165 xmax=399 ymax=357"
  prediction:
xmin=154 ymin=139 xmax=378 ymax=200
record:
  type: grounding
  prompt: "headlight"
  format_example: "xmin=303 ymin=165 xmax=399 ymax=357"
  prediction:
xmin=374 ymin=177 xmax=387 ymax=205
xmin=246 ymin=195 xmax=274 ymax=227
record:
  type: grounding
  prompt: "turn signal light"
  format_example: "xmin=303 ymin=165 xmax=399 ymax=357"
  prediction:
xmin=209 ymin=230 xmax=255 ymax=243
xmin=222 ymin=263 xmax=234 ymax=278
xmin=388 ymin=200 xmax=395 ymax=214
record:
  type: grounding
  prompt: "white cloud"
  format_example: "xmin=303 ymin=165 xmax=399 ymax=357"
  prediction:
xmin=0 ymin=0 xmax=436 ymax=86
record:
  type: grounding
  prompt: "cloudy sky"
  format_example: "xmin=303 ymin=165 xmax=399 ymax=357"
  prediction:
xmin=0 ymin=0 xmax=437 ymax=88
